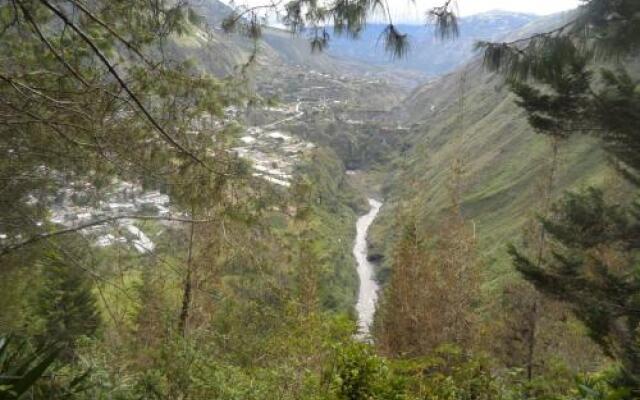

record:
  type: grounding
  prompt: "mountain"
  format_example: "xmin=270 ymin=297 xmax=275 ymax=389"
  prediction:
xmin=326 ymin=11 xmax=538 ymax=77
xmin=173 ymin=0 xmax=425 ymax=89
xmin=368 ymin=12 xmax=623 ymax=285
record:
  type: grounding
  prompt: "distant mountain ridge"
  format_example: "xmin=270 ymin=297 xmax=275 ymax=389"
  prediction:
xmin=326 ymin=11 xmax=538 ymax=76
xmin=184 ymin=2 xmax=540 ymax=84
xmin=170 ymin=0 xmax=424 ymax=89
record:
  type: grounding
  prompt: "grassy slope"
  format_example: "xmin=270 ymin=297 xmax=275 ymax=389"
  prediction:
xmin=372 ymin=57 xmax=616 ymax=288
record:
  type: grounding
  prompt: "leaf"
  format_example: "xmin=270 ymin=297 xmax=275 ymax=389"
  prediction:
xmin=10 ymin=347 xmax=60 ymax=398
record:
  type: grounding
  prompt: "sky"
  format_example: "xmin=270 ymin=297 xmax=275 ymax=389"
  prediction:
xmin=229 ymin=0 xmax=582 ymax=24
xmin=378 ymin=0 xmax=582 ymax=23
xmin=418 ymin=0 xmax=580 ymax=16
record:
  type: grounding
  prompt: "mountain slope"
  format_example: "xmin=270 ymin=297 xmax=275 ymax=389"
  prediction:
xmin=370 ymin=16 xmax=622 ymax=286
xmin=177 ymin=0 xmax=422 ymax=89
xmin=326 ymin=11 xmax=537 ymax=76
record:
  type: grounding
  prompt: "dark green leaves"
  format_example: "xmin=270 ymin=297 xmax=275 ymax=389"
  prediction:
xmin=222 ymin=12 xmax=262 ymax=40
xmin=478 ymin=0 xmax=640 ymax=79
xmin=225 ymin=0 xmax=458 ymax=59
xmin=0 ymin=336 xmax=59 ymax=400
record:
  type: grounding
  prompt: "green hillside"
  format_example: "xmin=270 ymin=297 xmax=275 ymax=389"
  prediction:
xmin=2 ymin=0 xmax=638 ymax=397
xmin=371 ymin=56 xmax=618 ymax=286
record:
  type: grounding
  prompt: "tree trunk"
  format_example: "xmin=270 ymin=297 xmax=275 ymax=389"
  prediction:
xmin=178 ymin=211 xmax=196 ymax=337
xmin=526 ymin=300 xmax=538 ymax=383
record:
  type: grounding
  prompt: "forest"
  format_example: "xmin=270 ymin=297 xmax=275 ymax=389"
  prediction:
xmin=0 ymin=0 xmax=639 ymax=398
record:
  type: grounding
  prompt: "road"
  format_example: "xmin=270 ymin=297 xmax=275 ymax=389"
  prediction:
xmin=262 ymin=102 xmax=303 ymax=129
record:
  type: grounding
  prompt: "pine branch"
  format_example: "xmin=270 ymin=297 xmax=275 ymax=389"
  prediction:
xmin=221 ymin=0 xmax=284 ymax=34
xmin=509 ymin=20 xmax=576 ymax=46
xmin=18 ymin=1 xmax=90 ymax=88
xmin=0 ymin=98 xmax=96 ymax=148
xmin=36 ymin=0 xmax=228 ymax=176
xmin=427 ymin=0 xmax=459 ymax=40
xmin=0 ymin=214 xmax=216 ymax=257
xmin=64 ymin=0 xmax=155 ymax=67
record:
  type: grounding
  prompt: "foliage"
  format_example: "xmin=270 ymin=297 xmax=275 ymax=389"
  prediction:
xmin=478 ymin=0 xmax=640 ymax=392
xmin=0 ymin=335 xmax=92 ymax=399
xmin=36 ymin=251 xmax=100 ymax=362
xmin=224 ymin=0 xmax=457 ymax=57
xmin=477 ymin=0 xmax=640 ymax=81
xmin=0 ymin=0 xmax=245 ymax=259
xmin=394 ymin=345 xmax=511 ymax=400
xmin=0 ymin=336 xmax=58 ymax=400
xmin=326 ymin=342 xmax=404 ymax=400
xmin=375 ymin=199 xmax=479 ymax=357
xmin=509 ymin=188 xmax=640 ymax=387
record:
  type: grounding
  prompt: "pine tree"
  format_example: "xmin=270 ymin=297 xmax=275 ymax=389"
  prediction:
xmin=36 ymin=252 xmax=100 ymax=361
xmin=474 ymin=0 xmax=640 ymax=389
xmin=376 ymin=206 xmax=478 ymax=356
xmin=509 ymin=188 xmax=640 ymax=386
xmin=375 ymin=218 xmax=422 ymax=355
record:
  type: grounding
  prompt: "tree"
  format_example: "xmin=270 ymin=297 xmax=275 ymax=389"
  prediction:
xmin=509 ymin=188 xmax=640 ymax=387
xmin=36 ymin=251 xmax=100 ymax=361
xmin=477 ymin=1 xmax=640 ymax=181
xmin=0 ymin=0 xmax=244 ymax=258
xmin=327 ymin=342 xmax=403 ymax=400
xmin=375 ymin=206 xmax=478 ymax=357
xmin=223 ymin=0 xmax=459 ymax=58
xmin=470 ymin=0 xmax=640 ymax=390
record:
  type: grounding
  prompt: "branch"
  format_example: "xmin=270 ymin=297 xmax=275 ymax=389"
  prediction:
xmin=0 ymin=0 xmax=19 ymax=39
xmin=37 ymin=0 xmax=225 ymax=175
xmin=0 ymin=73 xmax=75 ymax=105
xmin=0 ymin=97 xmax=95 ymax=148
xmin=222 ymin=0 xmax=283 ymax=32
xmin=507 ymin=19 xmax=576 ymax=46
xmin=64 ymin=0 xmax=155 ymax=67
xmin=18 ymin=1 xmax=90 ymax=87
xmin=0 ymin=214 xmax=215 ymax=256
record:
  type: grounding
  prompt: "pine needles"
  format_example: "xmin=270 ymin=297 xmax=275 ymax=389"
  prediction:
xmin=379 ymin=24 xmax=409 ymax=60
xmin=310 ymin=28 xmax=330 ymax=52
xmin=427 ymin=0 xmax=459 ymax=40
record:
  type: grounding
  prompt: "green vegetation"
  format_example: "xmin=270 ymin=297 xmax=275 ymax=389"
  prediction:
xmin=1 ymin=0 xmax=639 ymax=398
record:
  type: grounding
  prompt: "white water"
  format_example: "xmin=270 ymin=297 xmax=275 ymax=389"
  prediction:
xmin=353 ymin=198 xmax=382 ymax=337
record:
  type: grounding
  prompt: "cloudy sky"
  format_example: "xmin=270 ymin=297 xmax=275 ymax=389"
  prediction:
xmin=416 ymin=0 xmax=580 ymax=16
xmin=379 ymin=0 xmax=582 ymax=22
xmin=230 ymin=0 xmax=582 ymax=24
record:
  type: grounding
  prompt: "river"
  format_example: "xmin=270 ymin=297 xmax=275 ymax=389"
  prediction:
xmin=353 ymin=198 xmax=382 ymax=337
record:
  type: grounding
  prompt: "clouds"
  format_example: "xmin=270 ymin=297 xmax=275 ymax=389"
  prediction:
xmin=384 ymin=0 xmax=581 ymax=23
xmin=225 ymin=0 xmax=582 ymax=25
xmin=453 ymin=0 xmax=580 ymax=16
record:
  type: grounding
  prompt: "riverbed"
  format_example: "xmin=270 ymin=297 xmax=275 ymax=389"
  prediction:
xmin=353 ymin=198 xmax=382 ymax=337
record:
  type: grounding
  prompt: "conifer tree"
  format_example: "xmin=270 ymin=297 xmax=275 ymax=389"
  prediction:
xmin=36 ymin=251 xmax=100 ymax=361
xmin=472 ymin=0 xmax=640 ymax=389
xmin=376 ymin=205 xmax=478 ymax=356
xmin=509 ymin=188 xmax=640 ymax=387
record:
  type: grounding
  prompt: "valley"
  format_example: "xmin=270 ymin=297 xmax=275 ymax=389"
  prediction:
xmin=1 ymin=0 xmax=637 ymax=398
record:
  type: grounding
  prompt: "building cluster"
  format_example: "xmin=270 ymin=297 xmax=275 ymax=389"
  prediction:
xmin=48 ymin=180 xmax=171 ymax=254
xmin=233 ymin=124 xmax=315 ymax=188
